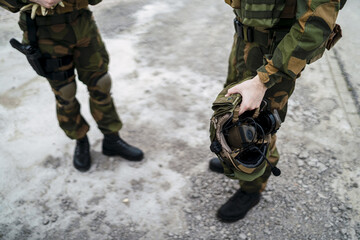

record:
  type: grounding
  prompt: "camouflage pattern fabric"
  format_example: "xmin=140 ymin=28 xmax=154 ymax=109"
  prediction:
xmin=17 ymin=8 xmax=122 ymax=139
xmin=239 ymin=134 xmax=279 ymax=193
xmin=255 ymin=0 xmax=342 ymax=88
xmin=210 ymin=83 xmax=279 ymax=182
xmin=225 ymin=33 xmax=296 ymax=123
xmin=0 ymin=0 xmax=101 ymax=14
xmin=0 ymin=0 xmax=22 ymax=12
xmin=222 ymin=0 xmax=343 ymax=192
xmin=223 ymin=31 xmax=294 ymax=193
xmin=225 ymin=35 xmax=286 ymax=188
xmin=218 ymin=134 xmax=278 ymax=193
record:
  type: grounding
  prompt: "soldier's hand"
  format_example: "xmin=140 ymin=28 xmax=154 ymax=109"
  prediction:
xmin=225 ymin=75 xmax=267 ymax=116
xmin=21 ymin=0 xmax=64 ymax=19
xmin=29 ymin=0 xmax=63 ymax=9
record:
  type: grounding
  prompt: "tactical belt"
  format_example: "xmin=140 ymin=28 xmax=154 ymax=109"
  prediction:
xmin=34 ymin=8 xmax=87 ymax=26
xmin=234 ymin=18 xmax=290 ymax=48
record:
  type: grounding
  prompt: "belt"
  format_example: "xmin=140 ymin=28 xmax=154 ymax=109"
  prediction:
xmin=34 ymin=8 xmax=88 ymax=26
xmin=233 ymin=18 xmax=290 ymax=47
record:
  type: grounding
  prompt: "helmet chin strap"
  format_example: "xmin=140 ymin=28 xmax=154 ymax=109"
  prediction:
xmin=253 ymin=146 xmax=281 ymax=176
xmin=235 ymin=107 xmax=282 ymax=176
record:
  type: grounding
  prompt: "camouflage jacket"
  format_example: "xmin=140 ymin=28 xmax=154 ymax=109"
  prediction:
xmin=227 ymin=0 xmax=345 ymax=89
xmin=0 ymin=0 xmax=101 ymax=14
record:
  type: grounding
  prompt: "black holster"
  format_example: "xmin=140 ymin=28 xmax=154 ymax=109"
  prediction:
xmin=9 ymin=38 xmax=46 ymax=77
xmin=25 ymin=48 xmax=47 ymax=77
xmin=10 ymin=13 xmax=74 ymax=81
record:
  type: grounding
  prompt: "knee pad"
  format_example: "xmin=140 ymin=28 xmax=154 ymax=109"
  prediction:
xmin=89 ymin=73 xmax=112 ymax=104
xmin=54 ymin=82 xmax=77 ymax=109
xmin=96 ymin=73 xmax=112 ymax=93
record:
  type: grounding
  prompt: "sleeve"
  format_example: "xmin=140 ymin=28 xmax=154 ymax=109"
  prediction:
xmin=88 ymin=0 xmax=102 ymax=5
xmin=0 ymin=0 xmax=29 ymax=12
xmin=257 ymin=0 xmax=341 ymax=89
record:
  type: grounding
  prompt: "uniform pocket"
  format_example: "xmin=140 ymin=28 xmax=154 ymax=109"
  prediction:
xmin=326 ymin=24 xmax=342 ymax=50
xmin=308 ymin=24 xmax=342 ymax=64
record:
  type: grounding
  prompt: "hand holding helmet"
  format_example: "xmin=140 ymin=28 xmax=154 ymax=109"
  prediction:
xmin=210 ymin=78 xmax=282 ymax=181
xmin=225 ymin=74 xmax=267 ymax=116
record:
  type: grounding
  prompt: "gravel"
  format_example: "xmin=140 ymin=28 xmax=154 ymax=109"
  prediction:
xmin=0 ymin=0 xmax=359 ymax=239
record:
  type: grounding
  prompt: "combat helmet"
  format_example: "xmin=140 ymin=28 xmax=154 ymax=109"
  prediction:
xmin=209 ymin=82 xmax=282 ymax=181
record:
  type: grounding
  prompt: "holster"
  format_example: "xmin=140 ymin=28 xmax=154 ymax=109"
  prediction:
xmin=25 ymin=48 xmax=47 ymax=77
xmin=11 ymin=12 xmax=74 ymax=81
xmin=27 ymin=51 xmax=74 ymax=80
xmin=10 ymin=38 xmax=74 ymax=81
xmin=326 ymin=24 xmax=342 ymax=50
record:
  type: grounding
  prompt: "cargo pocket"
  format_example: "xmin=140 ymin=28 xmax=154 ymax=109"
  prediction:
xmin=308 ymin=24 xmax=342 ymax=64
xmin=326 ymin=24 xmax=342 ymax=50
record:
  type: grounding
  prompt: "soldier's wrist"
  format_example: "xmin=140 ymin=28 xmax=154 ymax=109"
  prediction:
xmin=257 ymin=70 xmax=276 ymax=89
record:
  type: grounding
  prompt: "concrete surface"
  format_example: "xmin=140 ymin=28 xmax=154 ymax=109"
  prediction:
xmin=0 ymin=0 xmax=359 ymax=239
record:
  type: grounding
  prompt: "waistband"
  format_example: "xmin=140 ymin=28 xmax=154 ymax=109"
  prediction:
xmin=233 ymin=18 xmax=291 ymax=47
xmin=20 ymin=8 xmax=89 ymax=26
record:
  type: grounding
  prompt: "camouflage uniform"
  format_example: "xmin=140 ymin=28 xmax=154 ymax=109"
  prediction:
xmin=0 ymin=0 xmax=122 ymax=139
xmin=223 ymin=0 xmax=344 ymax=193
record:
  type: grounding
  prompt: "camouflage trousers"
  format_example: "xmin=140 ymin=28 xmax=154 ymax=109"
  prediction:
xmin=18 ymin=9 xmax=122 ymax=139
xmin=225 ymin=33 xmax=297 ymax=193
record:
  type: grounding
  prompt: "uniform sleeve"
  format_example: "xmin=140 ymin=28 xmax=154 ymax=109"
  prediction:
xmin=0 ymin=0 xmax=29 ymax=12
xmin=257 ymin=0 xmax=341 ymax=89
xmin=88 ymin=0 xmax=102 ymax=5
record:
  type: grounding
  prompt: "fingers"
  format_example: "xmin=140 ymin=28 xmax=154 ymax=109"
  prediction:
xmin=30 ymin=0 xmax=62 ymax=9
xmin=42 ymin=0 xmax=59 ymax=8
xmin=31 ymin=4 xmax=39 ymax=19
xmin=21 ymin=0 xmax=64 ymax=18
xmin=41 ymin=6 xmax=48 ymax=16
xmin=238 ymin=97 xmax=257 ymax=115
xmin=224 ymin=86 xmax=256 ymax=115
xmin=223 ymin=75 xmax=267 ymax=115
xmin=20 ymin=4 xmax=33 ymax=12
xmin=225 ymin=86 xmax=239 ymax=97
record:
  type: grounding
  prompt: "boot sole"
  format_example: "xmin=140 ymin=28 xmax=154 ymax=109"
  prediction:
xmin=73 ymin=160 xmax=91 ymax=172
xmin=74 ymin=165 xmax=91 ymax=172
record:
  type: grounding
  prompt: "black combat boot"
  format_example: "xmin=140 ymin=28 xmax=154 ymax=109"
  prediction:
xmin=73 ymin=135 xmax=91 ymax=172
xmin=209 ymin=157 xmax=224 ymax=173
xmin=217 ymin=189 xmax=260 ymax=222
xmin=102 ymin=133 xmax=144 ymax=161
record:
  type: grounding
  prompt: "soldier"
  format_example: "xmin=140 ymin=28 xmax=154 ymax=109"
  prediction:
xmin=0 ymin=0 xmax=144 ymax=172
xmin=209 ymin=0 xmax=346 ymax=222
